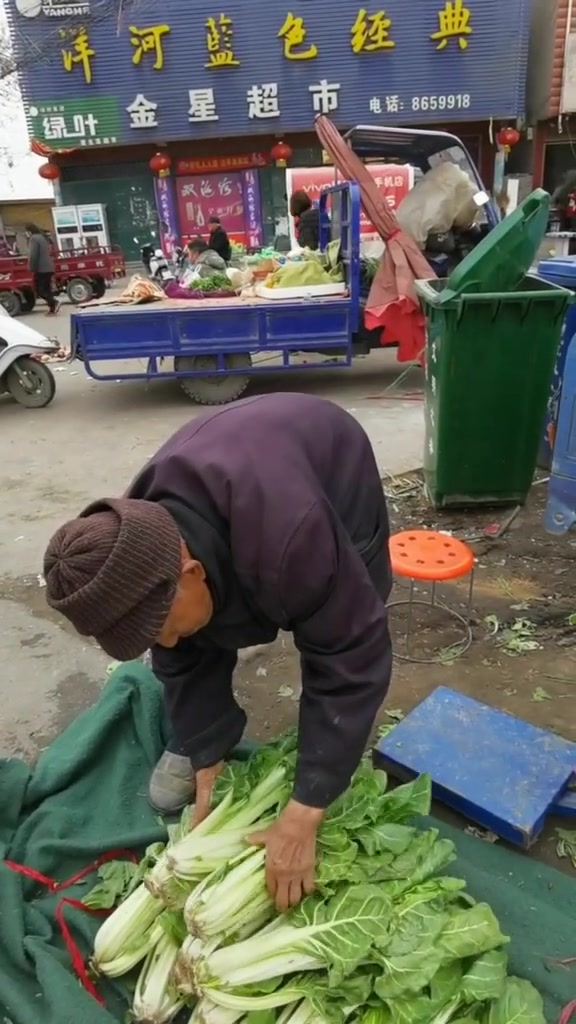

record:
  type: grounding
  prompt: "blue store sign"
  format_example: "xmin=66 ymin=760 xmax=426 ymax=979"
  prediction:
xmin=9 ymin=0 xmax=532 ymax=146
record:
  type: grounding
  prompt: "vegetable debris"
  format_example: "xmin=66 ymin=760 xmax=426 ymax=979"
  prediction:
xmin=86 ymin=735 xmax=547 ymax=1024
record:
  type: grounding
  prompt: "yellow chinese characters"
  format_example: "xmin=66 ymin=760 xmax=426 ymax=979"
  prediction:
xmin=130 ymin=25 xmax=171 ymax=71
xmin=431 ymin=0 xmax=472 ymax=50
xmin=278 ymin=13 xmax=318 ymax=60
xmin=351 ymin=9 xmax=395 ymax=53
xmin=205 ymin=14 xmax=240 ymax=68
xmin=61 ymin=29 xmax=95 ymax=84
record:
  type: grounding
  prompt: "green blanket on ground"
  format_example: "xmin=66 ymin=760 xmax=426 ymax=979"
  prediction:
xmin=0 ymin=662 xmax=573 ymax=1024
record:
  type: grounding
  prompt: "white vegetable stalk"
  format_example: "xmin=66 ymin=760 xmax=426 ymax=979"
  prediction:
xmin=187 ymin=999 xmax=243 ymax=1024
xmin=93 ymin=883 xmax=164 ymax=973
xmin=184 ymin=847 xmax=271 ymax=938
xmin=133 ymin=930 xmax=184 ymax=1024
xmin=196 ymin=919 xmax=327 ymax=991
xmin=174 ymin=935 xmax=221 ymax=996
xmin=281 ymin=1001 xmax=322 ymax=1024
xmin=147 ymin=764 xmax=286 ymax=897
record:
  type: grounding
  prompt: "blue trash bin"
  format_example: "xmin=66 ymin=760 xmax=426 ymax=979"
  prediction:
xmin=536 ymin=257 xmax=576 ymax=468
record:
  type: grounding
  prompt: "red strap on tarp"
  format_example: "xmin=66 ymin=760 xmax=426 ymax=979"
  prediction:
xmin=5 ymin=849 xmax=138 ymax=1005
xmin=560 ymin=1001 xmax=576 ymax=1024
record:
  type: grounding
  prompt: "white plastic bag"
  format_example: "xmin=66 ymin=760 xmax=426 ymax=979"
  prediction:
xmin=396 ymin=163 xmax=478 ymax=248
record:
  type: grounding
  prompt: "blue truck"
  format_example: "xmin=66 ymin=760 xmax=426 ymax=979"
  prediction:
xmin=71 ymin=126 xmax=498 ymax=405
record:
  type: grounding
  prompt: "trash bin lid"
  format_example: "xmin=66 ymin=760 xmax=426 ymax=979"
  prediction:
xmin=442 ymin=189 xmax=551 ymax=298
xmin=537 ymin=255 xmax=576 ymax=288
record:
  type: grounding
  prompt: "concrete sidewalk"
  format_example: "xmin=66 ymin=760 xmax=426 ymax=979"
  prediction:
xmin=0 ymin=298 xmax=424 ymax=757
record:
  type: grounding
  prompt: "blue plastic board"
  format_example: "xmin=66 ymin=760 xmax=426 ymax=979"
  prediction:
xmin=550 ymin=786 xmax=576 ymax=818
xmin=373 ymin=687 xmax=576 ymax=847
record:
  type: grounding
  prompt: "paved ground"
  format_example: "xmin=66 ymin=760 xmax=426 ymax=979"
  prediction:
xmin=1 ymin=294 xmax=424 ymax=757
xmin=3 ymin=293 xmax=575 ymax=878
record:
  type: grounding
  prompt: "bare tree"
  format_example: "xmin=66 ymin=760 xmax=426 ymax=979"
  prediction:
xmin=1 ymin=0 xmax=147 ymax=81
xmin=0 ymin=20 xmax=25 ymax=170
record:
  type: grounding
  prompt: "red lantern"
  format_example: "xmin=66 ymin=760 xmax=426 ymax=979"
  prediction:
xmin=149 ymin=151 xmax=172 ymax=175
xmin=38 ymin=161 xmax=61 ymax=181
xmin=496 ymin=126 xmax=521 ymax=151
xmin=270 ymin=140 xmax=293 ymax=168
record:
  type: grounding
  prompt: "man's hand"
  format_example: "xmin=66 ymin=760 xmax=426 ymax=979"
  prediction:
xmin=191 ymin=760 xmax=224 ymax=827
xmin=249 ymin=800 xmax=324 ymax=912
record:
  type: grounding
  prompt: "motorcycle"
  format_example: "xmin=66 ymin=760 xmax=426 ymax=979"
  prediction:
xmin=0 ymin=305 xmax=61 ymax=408
xmin=141 ymin=242 xmax=155 ymax=274
xmin=149 ymin=248 xmax=176 ymax=285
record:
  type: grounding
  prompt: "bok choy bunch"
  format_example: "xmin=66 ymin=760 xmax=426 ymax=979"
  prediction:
xmin=86 ymin=737 xmax=548 ymax=1024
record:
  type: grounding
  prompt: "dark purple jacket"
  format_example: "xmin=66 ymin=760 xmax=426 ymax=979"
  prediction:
xmin=127 ymin=393 xmax=392 ymax=807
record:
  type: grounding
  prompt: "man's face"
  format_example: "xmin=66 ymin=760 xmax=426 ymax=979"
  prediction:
xmin=188 ymin=249 xmax=199 ymax=265
xmin=157 ymin=554 xmax=214 ymax=647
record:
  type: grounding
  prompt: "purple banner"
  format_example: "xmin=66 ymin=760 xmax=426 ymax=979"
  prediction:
xmin=242 ymin=169 xmax=263 ymax=251
xmin=153 ymin=173 xmax=180 ymax=259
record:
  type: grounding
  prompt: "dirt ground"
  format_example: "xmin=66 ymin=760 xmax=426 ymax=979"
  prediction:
xmin=232 ymin=476 xmax=576 ymax=877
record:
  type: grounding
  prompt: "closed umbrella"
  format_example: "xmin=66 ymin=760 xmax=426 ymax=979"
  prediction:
xmin=314 ymin=115 xmax=436 ymax=362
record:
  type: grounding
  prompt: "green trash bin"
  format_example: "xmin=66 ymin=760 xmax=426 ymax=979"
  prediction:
xmin=416 ymin=190 xmax=572 ymax=508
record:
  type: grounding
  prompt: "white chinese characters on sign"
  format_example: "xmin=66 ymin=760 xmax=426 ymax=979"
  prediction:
xmin=309 ymin=80 xmax=340 ymax=114
xmin=42 ymin=111 xmax=98 ymax=140
xmin=247 ymin=83 xmax=280 ymax=119
xmin=189 ymin=89 xmax=219 ymax=122
xmin=126 ymin=94 xmax=158 ymax=128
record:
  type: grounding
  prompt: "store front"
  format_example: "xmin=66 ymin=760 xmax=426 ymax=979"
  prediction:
xmin=9 ymin=0 xmax=533 ymax=254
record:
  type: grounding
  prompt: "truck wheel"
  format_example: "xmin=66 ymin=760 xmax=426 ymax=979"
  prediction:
xmin=92 ymin=277 xmax=106 ymax=298
xmin=21 ymin=288 xmax=36 ymax=313
xmin=175 ymin=353 xmax=251 ymax=405
xmin=67 ymin=277 xmax=93 ymax=304
xmin=0 ymin=290 xmax=22 ymax=317
xmin=5 ymin=357 xmax=56 ymax=408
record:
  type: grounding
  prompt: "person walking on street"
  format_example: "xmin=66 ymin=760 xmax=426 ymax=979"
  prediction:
xmin=208 ymin=217 xmax=232 ymax=262
xmin=43 ymin=393 xmax=393 ymax=912
xmin=26 ymin=224 xmax=59 ymax=315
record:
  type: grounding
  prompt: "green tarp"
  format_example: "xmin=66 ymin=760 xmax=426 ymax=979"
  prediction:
xmin=0 ymin=662 xmax=573 ymax=1024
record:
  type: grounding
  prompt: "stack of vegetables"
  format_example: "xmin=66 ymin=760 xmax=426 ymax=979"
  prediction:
xmin=263 ymin=248 xmax=344 ymax=290
xmin=86 ymin=736 xmax=547 ymax=1024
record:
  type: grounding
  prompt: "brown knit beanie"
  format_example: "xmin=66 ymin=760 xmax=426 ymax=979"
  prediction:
xmin=43 ymin=498 xmax=182 ymax=661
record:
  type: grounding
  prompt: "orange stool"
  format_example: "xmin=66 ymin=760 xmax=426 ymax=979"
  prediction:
xmin=388 ymin=529 xmax=475 ymax=663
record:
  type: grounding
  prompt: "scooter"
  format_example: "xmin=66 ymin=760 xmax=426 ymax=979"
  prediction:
xmin=0 ymin=305 xmax=61 ymax=408
xmin=149 ymin=248 xmax=175 ymax=285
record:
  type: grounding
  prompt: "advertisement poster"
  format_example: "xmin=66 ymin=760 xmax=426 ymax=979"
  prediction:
xmin=153 ymin=174 xmax=180 ymax=260
xmin=242 ymin=170 xmax=263 ymax=250
xmin=176 ymin=171 xmax=246 ymax=244
xmin=285 ymin=165 xmax=413 ymax=247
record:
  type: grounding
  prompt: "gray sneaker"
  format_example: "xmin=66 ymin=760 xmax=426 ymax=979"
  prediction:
xmin=148 ymin=750 xmax=196 ymax=814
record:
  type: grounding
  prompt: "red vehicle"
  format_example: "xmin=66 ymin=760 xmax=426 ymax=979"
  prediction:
xmin=0 ymin=246 xmax=126 ymax=317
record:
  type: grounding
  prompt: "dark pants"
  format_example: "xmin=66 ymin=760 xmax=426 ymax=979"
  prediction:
xmin=34 ymin=272 xmax=57 ymax=313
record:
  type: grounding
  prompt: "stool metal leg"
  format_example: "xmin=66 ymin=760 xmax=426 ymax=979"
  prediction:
xmin=405 ymin=579 xmax=415 ymax=656
xmin=431 ymin=581 xmax=436 ymax=608
xmin=466 ymin=569 xmax=475 ymax=622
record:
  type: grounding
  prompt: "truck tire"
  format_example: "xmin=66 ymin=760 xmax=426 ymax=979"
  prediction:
xmin=0 ymin=290 xmax=22 ymax=317
xmin=175 ymin=353 xmax=252 ymax=405
xmin=21 ymin=288 xmax=36 ymax=313
xmin=92 ymin=277 xmax=106 ymax=298
xmin=5 ymin=357 xmax=56 ymax=408
xmin=67 ymin=277 xmax=93 ymax=304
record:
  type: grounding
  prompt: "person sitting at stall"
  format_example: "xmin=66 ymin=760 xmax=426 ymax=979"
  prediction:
xmin=208 ymin=217 xmax=232 ymax=263
xmin=289 ymin=190 xmax=320 ymax=250
xmin=186 ymin=237 xmax=228 ymax=280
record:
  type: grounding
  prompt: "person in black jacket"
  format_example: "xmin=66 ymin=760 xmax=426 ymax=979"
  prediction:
xmin=208 ymin=217 xmax=232 ymax=262
xmin=25 ymin=223 xmax=59 ymax=314
xmin=289 ymin=190 xmax=320 ymax=250
xmin=43 ymin=394 xmax=392 ymax=911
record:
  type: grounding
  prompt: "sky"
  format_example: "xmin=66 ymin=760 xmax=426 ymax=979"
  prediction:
xmin=0 ymin=1 xmax=54 ymax=203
